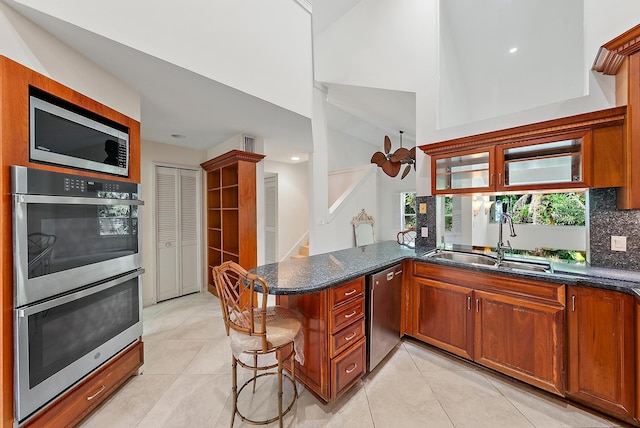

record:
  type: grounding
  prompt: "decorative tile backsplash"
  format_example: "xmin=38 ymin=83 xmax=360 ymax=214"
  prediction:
xmin=588 ymin=188 xmax=640 ymax=271
xmin=415 ymin=195 xmax=436 ymax=253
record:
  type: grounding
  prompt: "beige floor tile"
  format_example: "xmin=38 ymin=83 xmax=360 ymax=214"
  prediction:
xmin=404 ymin=340 xmax=476 ymax=372
xmin=486 ymin=374 xmax=616 ymax=428
xmin=78 ymin=374 xmax=178 ymax=428
xmin=184 ymin=340 xmax=233 ymax=375
xmin=142 ymin=339 xmax=207 ymax=374
xmin=424 ymin=369 xmax=534 ymax=428
xmin=365 ymin=370 xmax=452 ymax=427
xmin=136 ymin=373 xmax=229 ymax=428
xmin=291 ymin=383 xmax=374 ymax=428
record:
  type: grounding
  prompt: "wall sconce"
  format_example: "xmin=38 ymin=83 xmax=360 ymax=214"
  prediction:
xmin=484 ymin=200 xmax=495 ymax=215
xmin=472 ymin=198 xmax=483 ymax=216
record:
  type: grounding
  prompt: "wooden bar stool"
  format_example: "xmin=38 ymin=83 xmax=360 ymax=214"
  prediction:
xmin=212 ymin=261 xmax=301 ymax=428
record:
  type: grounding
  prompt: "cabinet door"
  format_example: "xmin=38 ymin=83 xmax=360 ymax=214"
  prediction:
xmin=412 ymin=278 xmax=473 ymax=359
xmin=474 ymin=290 xmax=564 ymax=395
xmin=432 ymin=147 xmax=495 ymax=194
xmin=567 ymin=286 xmax=635 ymax=419
xmin=496 ymin=131 xmax=589 ymax=192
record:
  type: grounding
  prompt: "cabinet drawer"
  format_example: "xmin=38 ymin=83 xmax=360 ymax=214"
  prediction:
xmin=331 ymin=337 xmax=366 ymax=399
xmin=330 ymin=318 xmax=365 ymax=358
xmin=330 ymin=278 xmax=365 ymax=309
xmin=330 ymin=298 xmax=365 ymax=333
xmin=23 ymin=341 xmax=144 ymax=428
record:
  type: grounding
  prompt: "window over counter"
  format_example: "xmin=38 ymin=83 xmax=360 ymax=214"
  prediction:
xmin=436 ymin=191 xmax=587 ymax=263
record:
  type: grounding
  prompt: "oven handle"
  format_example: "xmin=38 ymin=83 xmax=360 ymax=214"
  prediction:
xmin=16 ymin=269 xmax=144 ymax=316
xmin=15 ymin=194 xmax=144 ymax=206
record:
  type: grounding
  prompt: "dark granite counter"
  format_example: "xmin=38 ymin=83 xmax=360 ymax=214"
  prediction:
xmin=250 ymin=240 xmax=415 ymax=295
xmin=250 ymin=241 xmax=640 ymax=299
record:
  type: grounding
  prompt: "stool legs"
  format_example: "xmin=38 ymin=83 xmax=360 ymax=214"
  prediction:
xmin=231 ymin=354 xmax=238 ymax=428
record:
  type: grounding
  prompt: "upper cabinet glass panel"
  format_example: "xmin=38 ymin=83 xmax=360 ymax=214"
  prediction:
xmin=434 ymin=149 xmax=493 ymax=192
xmin=502 ymin=139 xmax=582 ymax=187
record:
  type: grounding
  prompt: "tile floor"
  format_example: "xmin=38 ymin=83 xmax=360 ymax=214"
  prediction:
xmin=79 ymin=292 xmax=627 ymax=428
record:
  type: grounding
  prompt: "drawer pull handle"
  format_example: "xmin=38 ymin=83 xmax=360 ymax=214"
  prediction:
xmin=344 ymin=289 xmax=357 ymax=296
xmin=345 ymin=363 xmax=358 ymax=374
xmin=344 ymin=311 xmax=357 ymax=319
xmin=344 ymin=331 xmax=357 ymax=341
xmin=86 ymin=385 xmax=106 ymax=401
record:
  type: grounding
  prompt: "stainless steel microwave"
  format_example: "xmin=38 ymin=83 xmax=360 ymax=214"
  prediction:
xmin=29 ymin=94 xmax=129 ymax=177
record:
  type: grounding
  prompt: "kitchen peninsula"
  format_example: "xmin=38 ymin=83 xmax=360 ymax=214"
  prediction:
xmin=251 ymin=241 xmax=640 ymax=426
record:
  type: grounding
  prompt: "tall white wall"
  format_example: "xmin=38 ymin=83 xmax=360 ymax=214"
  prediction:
xmin=6 ymin=0 xmax=312 ymax=118
xmin=0 ymin=2 xmax=139 ymax=119
xmin=140 ymin=140 xmax=208 ymax=307
xmin=263 ymin=160 xmax=309 ymax=261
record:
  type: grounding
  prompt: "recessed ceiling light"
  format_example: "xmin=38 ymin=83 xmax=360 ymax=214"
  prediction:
xmin=171 ymin=134 xmax=186 ymax=139
xmin=291 ymin=156 xmax=300 ymax=161
xmin=509 ymin=47 xmax=518 ymax=54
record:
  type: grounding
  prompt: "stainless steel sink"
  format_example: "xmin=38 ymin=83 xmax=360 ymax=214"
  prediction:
xmin=427 ymin=251 xmax=496 ymax=266
xmin=425 ymin=250 xmax=553 ymax=274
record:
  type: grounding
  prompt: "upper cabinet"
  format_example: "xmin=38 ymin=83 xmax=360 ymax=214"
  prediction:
xmin=423 ymin=107 xmax=625 ymax=195
xmin=592 ymin=23 xmax=640 ymax=209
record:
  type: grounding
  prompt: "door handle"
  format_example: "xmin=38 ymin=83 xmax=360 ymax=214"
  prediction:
xmin=476 ymin=298 xmax=480 ymax=312
xmin=467 ymin=296 xmax=471 ymax=311
xmin=345 ymin=363 xmax=358 ymax=374
xmin=571 ymin=295 xmax=576 ymax=312
xmin=344 ymin=331 xmax=357 ymax=341
xmin=344 ymin=289 xmax=357 ymax=297
xmin=344 ymin=311 xmax=357 ymax=319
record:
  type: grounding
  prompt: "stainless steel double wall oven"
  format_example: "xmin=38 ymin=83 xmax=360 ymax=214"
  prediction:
xmin=11 ymin=166 xmax=144 ymax=422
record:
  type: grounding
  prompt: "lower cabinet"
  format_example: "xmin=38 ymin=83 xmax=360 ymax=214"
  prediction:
xmin=566 ymin=286 xmax=636 ymax=422
xmin=278 ymin=277 xmax=366 ymax=402
xmin=410 ymin=262 xmax=565 ymax=395
xmin=412 ymin=278 xmax=474 ymax=360
xmin=23 ymin=340 xmax=144 ymax=427
xmin=474 ymin=290 xmax=564 ymax=395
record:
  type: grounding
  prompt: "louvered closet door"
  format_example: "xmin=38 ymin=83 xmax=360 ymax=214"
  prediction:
xmin=179 ymin=169 xmax=199 ymax=294
xmin=156 ymin=166 xmax=200 ymax=301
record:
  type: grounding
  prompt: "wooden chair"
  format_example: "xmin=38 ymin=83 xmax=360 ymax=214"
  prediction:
xmin=212 ymin=261 xmax=300 ymax=427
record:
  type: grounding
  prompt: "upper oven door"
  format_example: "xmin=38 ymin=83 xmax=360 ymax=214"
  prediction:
xmin=13 ymin=193 xmax=143 ymax=307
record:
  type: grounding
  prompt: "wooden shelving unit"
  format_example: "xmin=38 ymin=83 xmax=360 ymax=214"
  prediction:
xmin=201 ymin=150 xmax=264 ymax=295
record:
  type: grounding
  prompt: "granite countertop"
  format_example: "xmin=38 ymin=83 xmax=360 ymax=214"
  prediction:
xmin=250 ymin=241 xmax=640 ymax=299
xmin=250 ymin=240 xmax=415 ymax=295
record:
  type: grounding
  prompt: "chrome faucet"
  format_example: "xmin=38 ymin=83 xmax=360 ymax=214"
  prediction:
xmin=496 ymin=212 xmax=517 ymax=265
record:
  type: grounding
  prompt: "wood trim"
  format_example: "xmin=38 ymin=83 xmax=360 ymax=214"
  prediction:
xmin=593 ymin=24 xmax=640 ymax=75
xmin=0 ymin=56 xmax=142 ymax=427
xmin=419 ymin=107 xmax=626 ymax=156
xmin=200 ymin=150 xmax=265 ymax=170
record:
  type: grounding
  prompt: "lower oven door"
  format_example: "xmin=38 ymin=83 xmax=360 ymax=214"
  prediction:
xmin=14 ymin=270 xmax=143 ymax=422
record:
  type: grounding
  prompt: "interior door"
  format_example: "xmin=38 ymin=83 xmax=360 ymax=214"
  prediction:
xmin=264 ymin=174 xmax=278 ymax=264
xmin=156 ymin=166 xmax=200 ymax=302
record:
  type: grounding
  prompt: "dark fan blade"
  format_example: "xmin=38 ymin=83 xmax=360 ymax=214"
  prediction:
xmin=382 ymin=161 xmax=401 ymax=177
xmin=371 ymin=151 xmax=387 ymax=167
xmin=390 ymin=147 xmax=411 ymax=163
xmin=384 ymin=135 xmax=392 ymax=155
xmin=401 ymin=164 xmax=411 ymax=179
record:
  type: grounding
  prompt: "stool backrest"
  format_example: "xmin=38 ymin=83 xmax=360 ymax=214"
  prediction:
xmin=212 ymin=261 xmax=269 ymax=352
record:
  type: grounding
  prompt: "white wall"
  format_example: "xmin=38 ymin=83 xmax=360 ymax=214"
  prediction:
xmin=0 ymin=2 xmax=139 ymax=119
xmin=6 ymin=0 xmax=313 ymax=119
xmin=140 ymin=140 xmax=208 ymax=307
xmin=263 ymin=160 xmax=309 ymax=261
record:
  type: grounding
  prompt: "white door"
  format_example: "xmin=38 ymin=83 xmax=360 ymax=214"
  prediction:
xmin=156 ymin=166 xmax=200 ymax=301
xmin=264 ymin=174 xmax=278 ymax=264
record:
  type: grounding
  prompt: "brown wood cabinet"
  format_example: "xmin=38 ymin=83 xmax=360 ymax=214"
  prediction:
xmin=474 ymin=290 xmax=564 ymax=395
xmin=201 ymin=150 xmax=264 ymax=295
xmin=22 ymin=341 xmax=143 ymax=428
xmin=411 ymin=262 xmax=565 ymax=395
xmin=422 ymin=107 xmax=625 ymax=195
xmin=566 ymin=286 xmax=636 ymax=422
xmin=278 ymin=277 xmax=366 ymax=402
xmin=411 ymin=277 xmax=474 ymax=360
xmin=0 ymin=56 xmax=142 ymax=428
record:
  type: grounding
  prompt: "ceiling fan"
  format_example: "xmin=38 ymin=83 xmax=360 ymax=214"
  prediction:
xmin=370 ymin=131 xmax=416 ymax=179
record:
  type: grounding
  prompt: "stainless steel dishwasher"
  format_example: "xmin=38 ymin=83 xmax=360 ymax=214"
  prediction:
xmin=367 ymin=263 xmax=403 ymax=372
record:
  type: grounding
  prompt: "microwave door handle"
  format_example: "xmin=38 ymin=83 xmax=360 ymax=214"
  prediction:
xmin=15 ymin=194 xmax=144 ymax=206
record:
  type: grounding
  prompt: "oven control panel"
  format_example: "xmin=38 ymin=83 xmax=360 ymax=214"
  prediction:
xmin=12 ymin=165 xmax=139 ymax=198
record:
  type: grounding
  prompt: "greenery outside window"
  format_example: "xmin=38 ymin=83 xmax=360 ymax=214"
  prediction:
xmin=401 ymin=192 xmax=416 ymax=230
